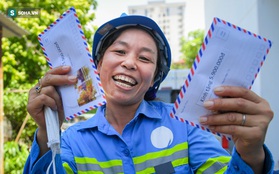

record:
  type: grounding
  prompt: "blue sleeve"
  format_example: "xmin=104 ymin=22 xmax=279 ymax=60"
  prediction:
xmin=187 ymin=125 xmax=231 ymax=171
xmin=23 ymin=129 xmax=65 ymax=174
xmin=227 ymin=144 xmax=274 ymax=174
xmin=60 ymin=127 xmax=78 ymax=173
xmin=187 ymin=126 xmax=274 ymax=173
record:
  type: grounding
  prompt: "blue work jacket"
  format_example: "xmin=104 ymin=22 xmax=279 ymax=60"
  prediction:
xmin=24 ymin=100 xmax=274 ymax=173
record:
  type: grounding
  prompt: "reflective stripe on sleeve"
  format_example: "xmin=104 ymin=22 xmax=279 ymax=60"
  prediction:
xmin=133 ymin=142 xmax=189 ymax=173
xmin=75 ymin=157 xmax=124 ymax=173
xmin=63 ymin=162 xmax=74 ymax=174
xmin=196 ymin=156 xmax=231 ymax=174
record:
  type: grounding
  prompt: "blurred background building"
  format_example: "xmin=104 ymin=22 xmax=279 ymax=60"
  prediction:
xmin=128 ymin=0 xmax=185 ymax=62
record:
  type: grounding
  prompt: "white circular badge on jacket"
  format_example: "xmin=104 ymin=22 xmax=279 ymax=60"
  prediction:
xmin=151 ymin=126 xmax=174 ymax=149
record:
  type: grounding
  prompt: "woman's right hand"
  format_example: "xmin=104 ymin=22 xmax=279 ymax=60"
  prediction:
xmin=27 ymin=66 xmax=77 ymax=151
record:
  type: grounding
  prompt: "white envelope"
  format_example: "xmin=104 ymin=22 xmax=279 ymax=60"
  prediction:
xmin=170 ymin=17 xmax=272 ymax=140
xmin=38 ymin=7 xmax=106 ymax=120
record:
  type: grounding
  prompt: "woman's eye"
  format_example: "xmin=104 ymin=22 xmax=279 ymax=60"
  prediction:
xmin=139 ymin=56 xmax=151 ymax=62
xmin=115 ymin=50 xmax=125 ymax=55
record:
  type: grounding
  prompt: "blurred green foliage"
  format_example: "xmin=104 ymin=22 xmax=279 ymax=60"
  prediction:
xmin=4 ymin=141 xmax=29 ymax=174
xmin=0 ymin=0 xmax=97 ymax=172
xmin=180 ymin=29 xmax=204 ymax=68
xmin=1 ymin=0 xmax=97 ymax=89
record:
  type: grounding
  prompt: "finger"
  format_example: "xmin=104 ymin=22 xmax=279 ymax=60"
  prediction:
xmin=30 ymin=85 xmax=62 ymax=107
xmin=208 ymin=125 xmax=265 ymax=142
xmin=41 ymin=66 xmax=77 ymax=87
xmin=41 ymin=87 xmax=65 ymax=124
xmin=42 ymin=86 xmax=63 ymax=110
xmin=27 ymin=93 xmax=57 ymax=129
xmin=213 ymin=86 xmax=262 ymax=104
xmin=47 ymin=65 xmax=72 ymax=75
xmin=30 ymin=93 xmax=58 ymax=112
xmin=200 ymin=113 xmax=258 ymax=127
xmin=28 ymin=86 xmax=65 ymax=127
xmin=28 ymin=86 xmax=61 ymax=112
xmin=203 ymin=97 xmax=263 ymax=115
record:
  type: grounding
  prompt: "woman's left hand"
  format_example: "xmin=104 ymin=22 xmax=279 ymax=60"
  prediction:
xmin=200 ymin=86 xmax=273 ymax=173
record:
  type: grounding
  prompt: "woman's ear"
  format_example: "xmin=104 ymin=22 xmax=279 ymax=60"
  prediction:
xmin=150 ymin=76 xmax=156 ymax=88
xmin=150 ymin=68 xmax=158 ymax=88
xmin=150 ymin=79 xmax=154 ymax=88
xmin=96 ymin=59 xmax=103 ymax=74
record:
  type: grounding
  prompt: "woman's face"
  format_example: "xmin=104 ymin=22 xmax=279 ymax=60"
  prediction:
xmin=97 ymin=28 xmax=158 ymax=106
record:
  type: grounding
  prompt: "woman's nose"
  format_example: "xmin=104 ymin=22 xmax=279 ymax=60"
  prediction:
xmin=121 ymin=55 xmax=137 ymax=70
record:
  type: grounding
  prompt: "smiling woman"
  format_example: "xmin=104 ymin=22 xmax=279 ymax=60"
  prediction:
xmin=97 ymin=28 xmax=158 ymax=110
xmin=24 ymin=13 xmax=274 ymax=174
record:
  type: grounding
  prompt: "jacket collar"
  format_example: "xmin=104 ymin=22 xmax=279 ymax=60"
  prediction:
xmin=76 ymin=100 xmax=162 ymax=131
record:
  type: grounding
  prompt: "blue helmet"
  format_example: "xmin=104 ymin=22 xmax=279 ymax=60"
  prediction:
xmin=92 ymin=13 xmax=171 ymax=100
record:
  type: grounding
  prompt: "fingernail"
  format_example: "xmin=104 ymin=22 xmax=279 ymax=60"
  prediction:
xmin=62 ymin=66 xmax=70 ymax=70
xmin=214 ymin=86 xmax=224 ymax=92
xmin=68 ymin=75 xmax=77 ymax=82
xmin=204 ymin=100 xmax=214 ymax=108
xmin=199 ymin=116 xmax=208 ymax=123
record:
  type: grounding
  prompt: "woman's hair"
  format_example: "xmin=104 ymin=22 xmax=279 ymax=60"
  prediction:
xmin=97 ymin=26 xmax=164 ymax=100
